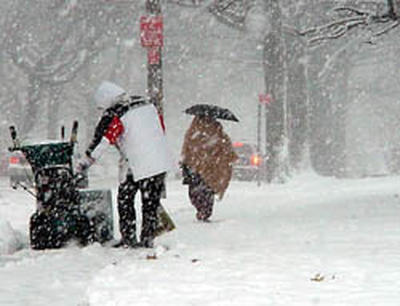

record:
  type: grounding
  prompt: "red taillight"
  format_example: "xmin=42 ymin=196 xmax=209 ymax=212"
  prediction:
xmin=233 ymin=142 xmax=244 ymax=147
xmin=9 ymin=156 xmax=20 ymax=164
xmin=250 ymin=154 xmax=261 ymax=166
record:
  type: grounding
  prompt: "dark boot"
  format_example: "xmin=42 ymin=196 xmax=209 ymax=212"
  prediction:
xmin=111 ymin=239 xmax=139 ymax=248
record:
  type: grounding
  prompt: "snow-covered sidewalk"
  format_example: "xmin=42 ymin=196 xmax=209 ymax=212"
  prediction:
xmin=0 ymin=173 xmax=399 ymax=306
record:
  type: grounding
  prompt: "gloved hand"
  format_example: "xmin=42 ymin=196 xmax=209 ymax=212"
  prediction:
xmin=75 ymin=155 xmax=95 ymax=173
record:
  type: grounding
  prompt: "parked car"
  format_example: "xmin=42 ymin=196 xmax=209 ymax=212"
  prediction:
xmin=8 ymin=150 xmax=34 ymax=187
xmin=232 ymin=141 xmax=263 ymax=181
xmin=0 ymin=150 xmax=9 ymax=176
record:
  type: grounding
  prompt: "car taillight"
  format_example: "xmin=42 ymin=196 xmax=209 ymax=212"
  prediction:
xmin=233 ymin=142 xmax=244 ymax=147
xmin=9 ymin=156 xmax=20 ymax=164
xmin=250 ymin=154 xmax=261 ymax=166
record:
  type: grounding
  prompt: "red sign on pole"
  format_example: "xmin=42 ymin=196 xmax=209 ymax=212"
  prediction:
xmin=258 ymin=93 xmax=272 ymax=105
xmin=140 ymin=16 xmax=163 ymax=48
xmin=148 ymin=47 xmax=161 ymax=64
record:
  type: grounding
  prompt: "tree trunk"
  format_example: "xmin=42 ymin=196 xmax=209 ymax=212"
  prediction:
xmin=285 ymin=37 xmax=308 ymax=171
xmin=47 ymin=86 xmax=63 ymax=140
xmin=308 ymin=46 xmax=348 ymax=177
xmin=21 ymin=75 xmax=42 ymax=137
xmin=331 ymin=52 xmax=348 ymax=178
xmin=263 ymin=0 xmax=287 ymax=182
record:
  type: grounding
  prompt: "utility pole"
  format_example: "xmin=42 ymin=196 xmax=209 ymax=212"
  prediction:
xmin=141 ymin=0 xmax=166 ymax=198
xmin=144 ymin=0 xmax=164 ymax=115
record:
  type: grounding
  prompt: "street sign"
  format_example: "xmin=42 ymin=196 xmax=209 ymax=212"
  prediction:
xmin=140 ymin=16 xmax=163 ymax=48
xmin=148 ymin=47 xmax=161 ymax=64
xmin=259 ymin=93 xmax=272 ymax=105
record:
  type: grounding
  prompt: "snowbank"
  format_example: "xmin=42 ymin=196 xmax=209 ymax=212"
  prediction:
xmin=0 ymin=218 xmax=23 ymax=254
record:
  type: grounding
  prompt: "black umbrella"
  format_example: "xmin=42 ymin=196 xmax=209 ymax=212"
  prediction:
xmin=184 ymin=104 xmax=239 ymax=122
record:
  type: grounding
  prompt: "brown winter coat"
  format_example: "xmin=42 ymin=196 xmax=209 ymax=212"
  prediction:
xmin=181 ymin=116 xmax=238 ymax=199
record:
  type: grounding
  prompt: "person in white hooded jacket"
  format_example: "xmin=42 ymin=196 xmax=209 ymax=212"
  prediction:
xmin=77 ymin=81 xmax=173 ymax=248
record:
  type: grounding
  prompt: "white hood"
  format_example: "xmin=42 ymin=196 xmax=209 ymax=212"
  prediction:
xmin=94 ymin=81 xmax=126 ymax=109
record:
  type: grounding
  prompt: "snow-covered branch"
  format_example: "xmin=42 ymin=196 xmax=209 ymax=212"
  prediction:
xmin=298 ymin=3 xmax=400 ymax=46
xmin=373 ymin=20 xmax=400 ymax=37
xmin=4 ymin=0 xmax=137 ymax=85
xmin=167 ymin=0 xmax=212 ymax=8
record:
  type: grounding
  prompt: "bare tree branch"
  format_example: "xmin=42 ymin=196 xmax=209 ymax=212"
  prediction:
xmin=208 ymin=0 xmax=251 ymax=30
xmin=167 ymin=0 xmax=214 ymax=8
xmin=373 ymin=20 xmax=400 ymax=37
xmin=298 ymin=2 xmax=399 ymax=46
xmin=2 ymin=0 xmax=139 ymax=134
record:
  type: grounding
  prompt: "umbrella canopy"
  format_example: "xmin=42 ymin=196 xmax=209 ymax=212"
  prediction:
xmin=184 ymin=104 xmax=239 ymax=122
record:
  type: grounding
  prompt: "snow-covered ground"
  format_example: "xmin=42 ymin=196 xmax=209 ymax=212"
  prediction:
xmin=1 ymin=172 xmax=400 ymax=306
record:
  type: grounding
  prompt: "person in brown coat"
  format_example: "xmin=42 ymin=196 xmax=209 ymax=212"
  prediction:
xmin=181 ymin=115 xmax=238 ymax=221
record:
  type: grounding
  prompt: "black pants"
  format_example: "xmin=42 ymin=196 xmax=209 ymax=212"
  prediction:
xmin=117 ymin=173 xmax=164 ymax=246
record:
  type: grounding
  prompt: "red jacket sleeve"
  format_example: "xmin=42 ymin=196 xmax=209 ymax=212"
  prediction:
xmin=104 ymin=116 xmax=124 ymax=145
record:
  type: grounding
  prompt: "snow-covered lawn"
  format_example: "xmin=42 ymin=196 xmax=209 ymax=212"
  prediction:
xmin=0 ymin=172 xmax=399 ymax=306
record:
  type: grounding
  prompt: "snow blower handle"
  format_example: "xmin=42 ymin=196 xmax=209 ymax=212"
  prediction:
xmin=8 ymin=126 xmax=20 ymax=150
xmin=70 ymin=121 xmax=78 ymax=144
xmin=61 ymin=126 xmax=65 ymax=141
